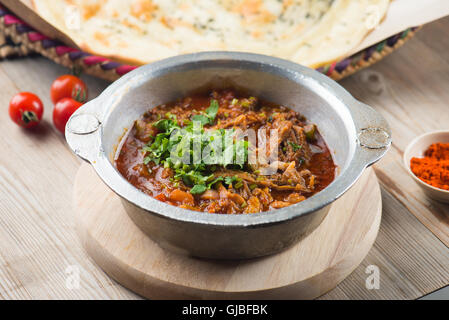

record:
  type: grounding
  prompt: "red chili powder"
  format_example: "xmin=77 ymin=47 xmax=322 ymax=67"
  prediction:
xmin=410 ymin=143 xmax=449 ymax=191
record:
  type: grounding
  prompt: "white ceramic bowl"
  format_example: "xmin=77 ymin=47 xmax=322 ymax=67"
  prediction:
xmin=403 ymin=130 xmax=449 ymax=203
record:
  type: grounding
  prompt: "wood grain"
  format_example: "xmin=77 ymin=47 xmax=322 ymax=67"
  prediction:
xmin=74 ymin=164 xmax=381 ymax=300
xmin=339 ymin=19 xmax=449 ymax=247
xmin=0 ymin=58 xmax=135 ymax=299
xmin=0 ymin=17 xmax=448 ymax=299
xmin=321 ymin=187 xmax=449 ymax=300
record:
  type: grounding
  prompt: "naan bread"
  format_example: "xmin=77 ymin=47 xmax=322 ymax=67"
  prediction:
xmin=32 ymin=0 xmax=390 ymax=67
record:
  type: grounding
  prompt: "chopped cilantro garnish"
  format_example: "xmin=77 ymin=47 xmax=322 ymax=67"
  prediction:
xmin=234 ymin=181 xmax=243 ymax=189
xmin=190 ymin=114 xmax=207 ymax=125
xmin=207 ymin=176 xmax=224 ymax=189
xmin=191 ymin=99 xmax=219 ymax=126
xmin=223 ymin=176 xmax=243 ymax=189
xmin=153 ymin=118 xmax=178 ymax=132
xmin=190 ymin=185 xmax=207 ymax=195
xmin=206 ymin=99 xmax=219 ymax=121
xmin=141 ymin=102 xmax=249 ymax=195
xmin=224 ymin=176 xmax=240 ymax=186
xmin=289 ymin=142 xmax=303 ymax=152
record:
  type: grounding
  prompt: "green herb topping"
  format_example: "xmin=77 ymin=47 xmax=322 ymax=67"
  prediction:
xmin=289 ymin=141 xmax=302 ymax=152
xmin=142 ymin=100 xmax=249 ymax=195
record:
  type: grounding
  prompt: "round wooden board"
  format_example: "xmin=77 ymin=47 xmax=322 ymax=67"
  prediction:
xmin=74 ymin=164 xmax=382 ymax=300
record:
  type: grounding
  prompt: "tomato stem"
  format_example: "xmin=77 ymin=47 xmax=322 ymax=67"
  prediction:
xmin=21 ymin=110 xmax=38 ymax=124
xmin=72 ymin=87 xmax=87 ymax=103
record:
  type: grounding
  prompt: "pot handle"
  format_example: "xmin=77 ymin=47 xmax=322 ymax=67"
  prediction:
xmin=352 ymin=101 xmax=392 ymax=167
xmin=65 ymin=98 xmax=104 ymax=163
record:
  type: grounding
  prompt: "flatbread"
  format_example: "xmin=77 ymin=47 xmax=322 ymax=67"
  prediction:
xmin=32 ymin=0 xmax=390 ymax=67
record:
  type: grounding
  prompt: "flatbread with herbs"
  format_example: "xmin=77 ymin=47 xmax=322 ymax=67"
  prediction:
xmin=32 ymin=0 xmax=390 ymax=67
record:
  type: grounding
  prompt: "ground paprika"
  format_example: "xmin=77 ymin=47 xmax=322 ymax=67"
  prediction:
xmin=410 ymin=143 xmax=449 ymax=191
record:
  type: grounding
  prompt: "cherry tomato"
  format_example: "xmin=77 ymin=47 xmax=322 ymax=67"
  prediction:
xmin=50 ymin=75 xmax=88 ymax=104
xmin=9 ymin=92 xmax=44 ymax=129
xmin=53 ymin=98 xmax=83 ymax=134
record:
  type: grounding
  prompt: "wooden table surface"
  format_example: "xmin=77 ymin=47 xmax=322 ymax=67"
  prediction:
xmin=0 ymin=17 xmax=449 ymax=300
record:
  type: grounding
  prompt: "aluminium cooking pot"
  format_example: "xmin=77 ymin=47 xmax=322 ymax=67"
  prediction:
xmin=66 ymin=52 xmax=391 ymax=259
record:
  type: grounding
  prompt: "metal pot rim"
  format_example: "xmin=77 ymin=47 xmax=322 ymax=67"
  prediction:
xmin=66 ymin=51 xmax=391 ymax=228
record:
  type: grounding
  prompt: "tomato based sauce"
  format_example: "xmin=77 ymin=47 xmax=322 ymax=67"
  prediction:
xmin=116 ymin=90 xmax=336 ymax=214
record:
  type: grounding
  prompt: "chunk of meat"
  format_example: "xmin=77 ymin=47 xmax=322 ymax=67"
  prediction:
xmin=217 ymin=183 xmax=246 ymax=206
xmin=271 ymin=201 xmax=291 ymax=209
xmin=279 ymin=162 xmax=315 ymax=192
xmin=272 ymin=120 xmax=293 ymax=143
xmin=238 ymin=181 xmax=252 ymax=199
xmin=169 ymin=189 xmax=194 ymax=206
xmin=244 ymin=196 xmax=261 ymax=213
xmin=252 ymin=187 xmax=273 ymax=207
xmin=282 ymin=161 xmax=306 ymax=185
xmin=285 ymin=193 xmax=306 ymax=204
xmin=227 ymin=192 xmax=246 ymax=206
xmin=200 ymin=189 xmax=219 ymax=200
xmin=217 ymin=112 xmax=262 ymax=129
